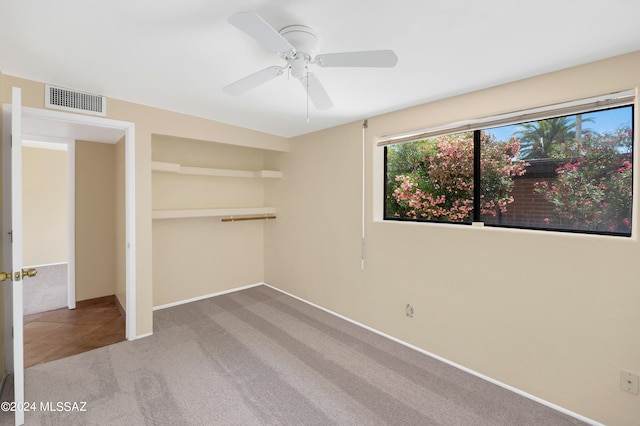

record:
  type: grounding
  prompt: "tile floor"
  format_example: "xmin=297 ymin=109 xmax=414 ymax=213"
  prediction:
xmin=23 ymin=296 xmax=125 ymax=368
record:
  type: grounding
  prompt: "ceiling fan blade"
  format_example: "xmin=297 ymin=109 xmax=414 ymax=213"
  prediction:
xmin=228 ymin=12 xmax=295 ymax=56
xmin=315 ymin=50 xmax=398 ymax=68
xmin=223 ymin=66 xmax=284 ymax=95
xmin=300 ymin=73 xmax=333 ymax=110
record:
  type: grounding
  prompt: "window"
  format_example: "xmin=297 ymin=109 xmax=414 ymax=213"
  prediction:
xmin=384 ymin=131 xmax=476 ymax=223
xmin=384 ymin=103 xmax=634 ymax=236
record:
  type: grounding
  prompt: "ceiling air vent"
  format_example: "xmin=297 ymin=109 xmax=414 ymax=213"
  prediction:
xmin=45 ymin=84 xmax=106 ymax=116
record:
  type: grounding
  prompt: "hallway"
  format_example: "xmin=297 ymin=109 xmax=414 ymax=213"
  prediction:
xmin=23 ymin=296 xmax=125 ymax=368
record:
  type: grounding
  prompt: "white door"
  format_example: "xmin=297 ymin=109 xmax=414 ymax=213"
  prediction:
xmin=2 ymin=87 xmax=32 ymax=426
xmin=11 ymin=87 xmax=25 ymax=426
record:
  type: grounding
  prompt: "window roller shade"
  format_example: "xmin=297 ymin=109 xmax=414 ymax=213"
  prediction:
xmin=376 ymin=90 xmax=635 ymax=147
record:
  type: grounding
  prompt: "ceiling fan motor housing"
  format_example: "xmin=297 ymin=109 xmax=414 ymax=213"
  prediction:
xmin=279 ymin=25 xmax=319 ymax=63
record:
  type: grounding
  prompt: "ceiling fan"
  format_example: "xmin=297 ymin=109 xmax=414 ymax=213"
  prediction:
xmin=223 ymin=11 xmax=398 ymax=110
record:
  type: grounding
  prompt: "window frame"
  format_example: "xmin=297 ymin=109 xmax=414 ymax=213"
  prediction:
xmin=382 ymin=98 xmax=635 ymax=237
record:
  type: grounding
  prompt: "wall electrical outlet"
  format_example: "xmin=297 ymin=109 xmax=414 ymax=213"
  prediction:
xmin=405 ymin=304 xmax=414 ymax=319
xmin=620 ymin=370 xmax=639 ymax=394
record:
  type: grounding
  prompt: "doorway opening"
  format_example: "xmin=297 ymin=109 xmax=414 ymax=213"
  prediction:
xmin=3 ymin=104 xmax=137 ymax=347
xmin=21 ymin=138 xmax=128 ymax=367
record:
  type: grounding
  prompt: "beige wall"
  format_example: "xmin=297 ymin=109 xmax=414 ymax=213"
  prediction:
xmin=22 ymin=146 xmax=68 ymax=266
xmin=264 ymin=51 xmax=640 ymax=425
xmin=0 ymin=72 xmax=288 ymax=341
xmin=75 ymin=140 xmax=116 ymax=301
xmin=151 ymin=135 xmax=274 ymax=306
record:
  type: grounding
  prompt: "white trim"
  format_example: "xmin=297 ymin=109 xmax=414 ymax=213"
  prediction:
xmin=2 ymin=104 xmax=14 ymax=375
xmin=153 ymin=282 xmax=264 ymax=311
xmin=21 ymin=134 xmax=72 ymax=145
xmin=124 ymin=123 xmax=137 ymax=340
xmin=135 ymin=332 xmax=153 ymax=340
xmin=152 ymin=207 xmax=276 ymax=220
xmin=151 ymin=161 xmax=283 ymax=179
xmin=22 ymin=140 xmax=68 ymax=151
xmin=67 ymin=140 xmax=76 ymax=309
xmin=21 ymin=106 xmax=123 ymax=143
xmin=263 ymin=283 xmax=603 ymax=426
xmin=11 ymin=87 xmax=25 ymax=426
xmin=361 ymin=121 xmax=366 ymax=270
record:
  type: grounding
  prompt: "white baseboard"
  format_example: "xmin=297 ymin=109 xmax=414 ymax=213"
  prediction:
xmin=152 ymin=282 xmax=264 ymax=311
xmin=133 ymin=332 xmax=153 ymax=340
xmin=145 ymin=282 xmax=265 ymax=340
xmin=263 ymin=283 xmax=602 ymax=426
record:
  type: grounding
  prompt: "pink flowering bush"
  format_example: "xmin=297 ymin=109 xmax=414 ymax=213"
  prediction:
xmin=533 ymin=127 xmax=632 ymax=233
xmin=386 ymin=132 xmax=526 ymax=222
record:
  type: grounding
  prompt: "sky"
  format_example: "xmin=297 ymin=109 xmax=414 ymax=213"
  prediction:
xmin=485 ymin=105 xmax=633 ymax=142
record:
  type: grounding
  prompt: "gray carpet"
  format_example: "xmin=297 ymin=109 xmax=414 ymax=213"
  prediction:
xmin=2 ymin=285 xmax=586 ymax=425
xmin=23 ymin=264 xmax=67 ymax=315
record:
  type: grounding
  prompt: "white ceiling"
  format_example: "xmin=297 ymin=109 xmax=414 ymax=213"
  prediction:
xmin=2 ymin=0 xmax=640 ymax=138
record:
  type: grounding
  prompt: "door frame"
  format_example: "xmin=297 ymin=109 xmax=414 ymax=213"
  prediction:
xmin=3 ymin=104 xmax=137 ymax=341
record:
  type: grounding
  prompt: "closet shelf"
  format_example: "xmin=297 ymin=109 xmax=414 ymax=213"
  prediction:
xmin=152 ymin=206 xmax=276 ymax=220
xmin=152 ymin=161 xmax=282 ymax=178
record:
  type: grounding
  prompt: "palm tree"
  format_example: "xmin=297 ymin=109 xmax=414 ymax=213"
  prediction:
xmin=515 ymin=117 xmax=577 ymax=159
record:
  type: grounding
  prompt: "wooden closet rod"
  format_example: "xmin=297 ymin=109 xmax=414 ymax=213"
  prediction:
xmin=221 ymin=215 xmax=277 ymax=222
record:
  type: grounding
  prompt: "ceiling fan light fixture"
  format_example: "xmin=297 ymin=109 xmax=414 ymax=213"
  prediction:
xmin=290 ymin=56 xmax=307 ymax=79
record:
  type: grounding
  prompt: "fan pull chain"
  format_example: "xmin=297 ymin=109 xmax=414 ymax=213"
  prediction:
xmin=305 ymin=66 xmax=310 ymax=123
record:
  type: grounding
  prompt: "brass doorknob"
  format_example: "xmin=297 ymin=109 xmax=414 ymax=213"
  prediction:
xmin=22 ymin=268 xmax=37 ymax=279
xmin=0 ymin=271 xmax=12 ymax=282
